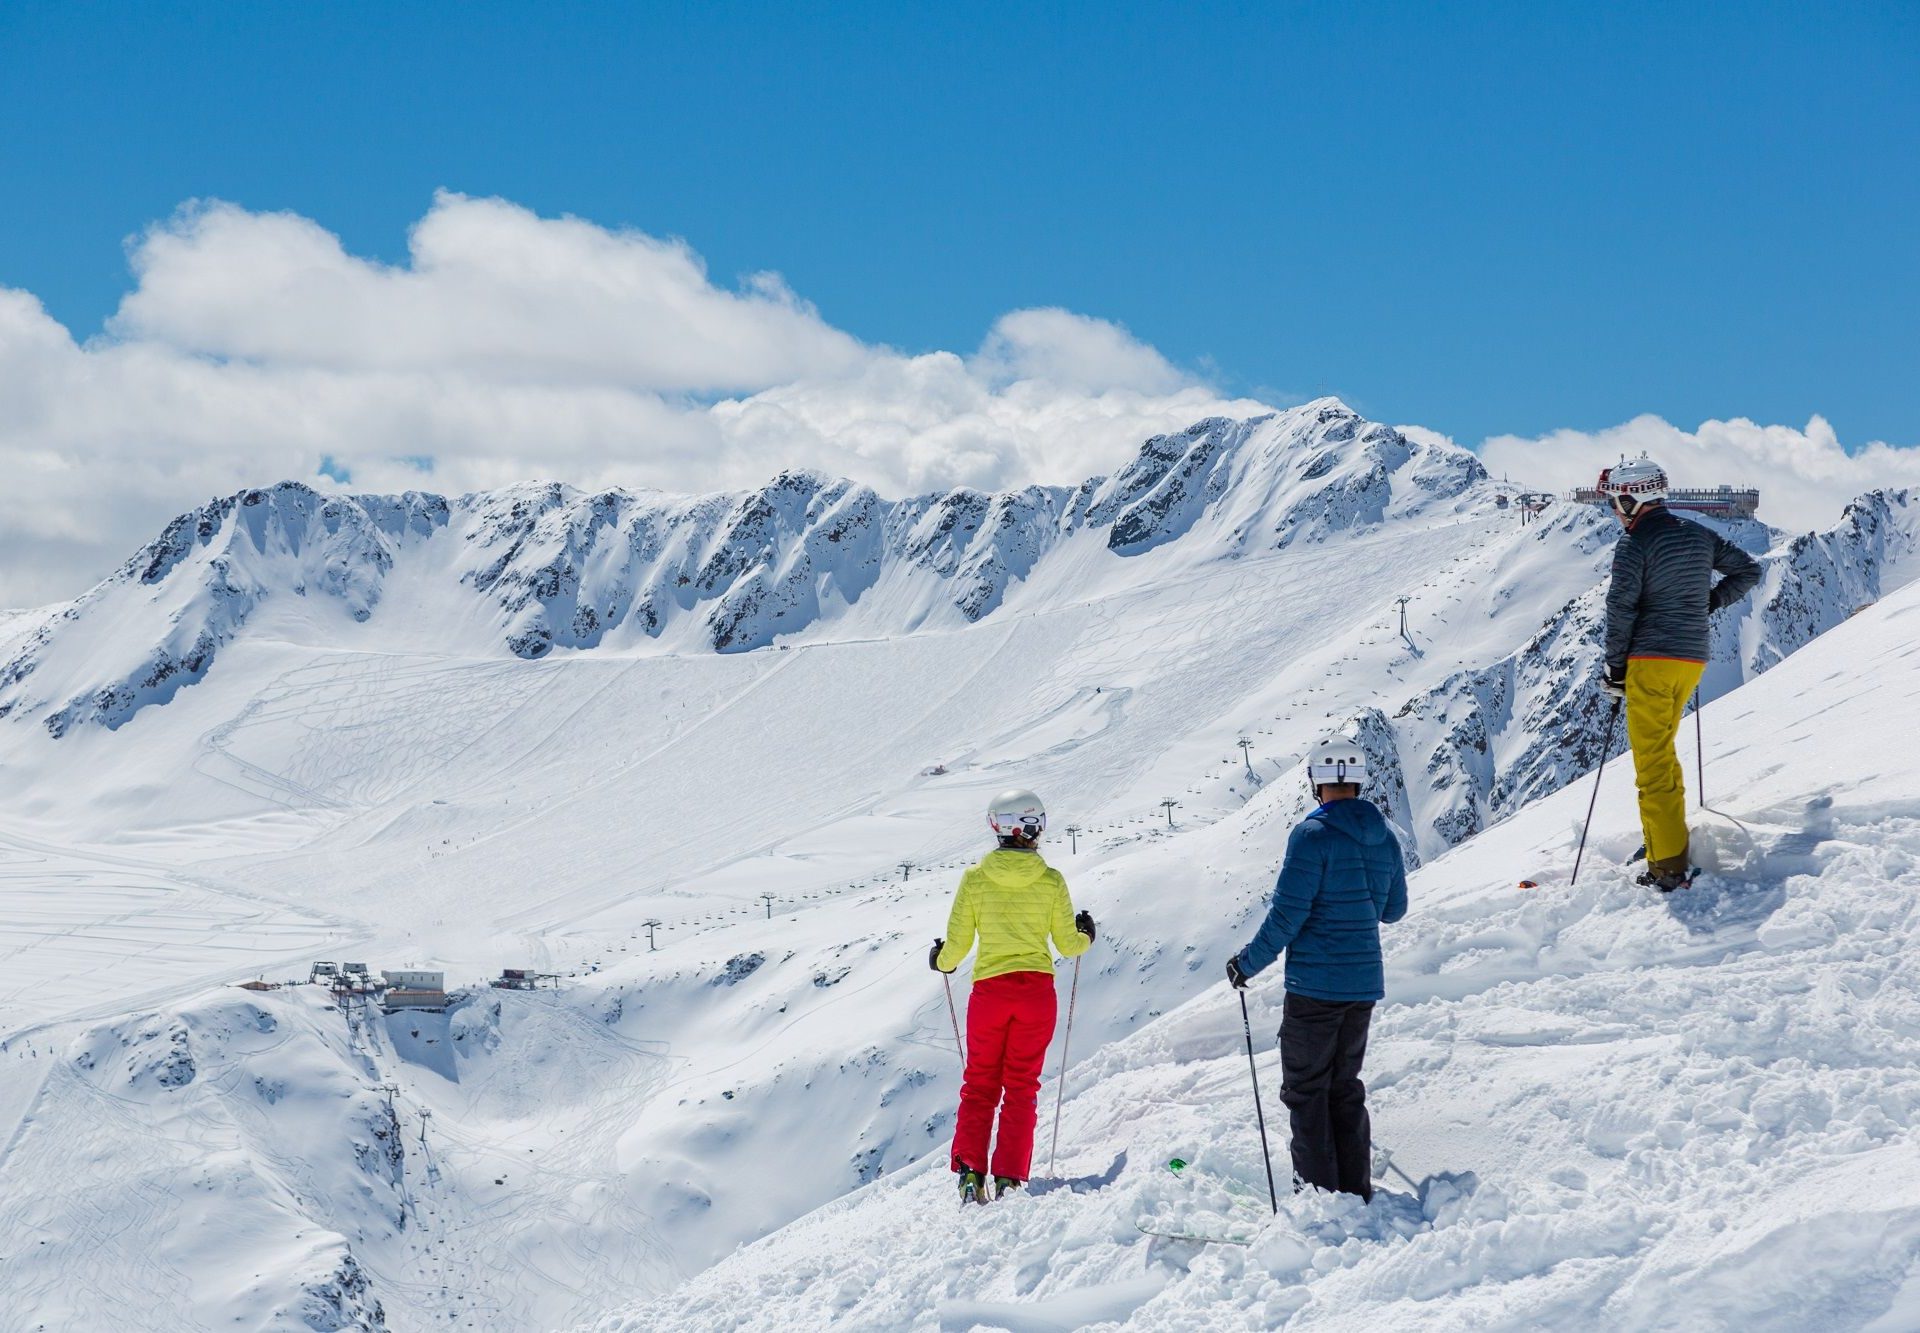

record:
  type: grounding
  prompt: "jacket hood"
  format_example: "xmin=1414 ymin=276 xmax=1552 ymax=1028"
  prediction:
xmin=979 ymin=848 xmax=1050 ymax=887
xmin=1311 ymin=797 xmax=1394 ymax=848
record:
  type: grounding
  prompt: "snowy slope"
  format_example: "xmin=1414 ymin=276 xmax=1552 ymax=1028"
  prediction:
xmin=0 ymin=472 xmax=1607 ymax=1329
xmin=0 ymin=605 xmax=51 ymax=653
xmin=589 ymin=536 xmax=1920 ymax=1333
xmin=2 ymin=989 xmax=397 ymax=1330
xmin=0 ymin=981 xmax=678 ymax=1331
xmin=0 ymin=402 xmax=1914 ymax=1331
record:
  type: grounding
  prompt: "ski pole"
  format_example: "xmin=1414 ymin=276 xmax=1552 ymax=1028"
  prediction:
xmin=1240 ymin=988 xmax=1279 ymax=1214
xmin=1046 ymin=955 xmax=1081 ymax=1177
xmin=1695 ymin=686 xmax=1715 ymax=814
xmin=942 ymin=973 xmax=965 ymax=1066
xmin=1690 ymin=687 xmax=1751 ymax=830
xmin=1569 ymin=698 xmax=1621 ymax=889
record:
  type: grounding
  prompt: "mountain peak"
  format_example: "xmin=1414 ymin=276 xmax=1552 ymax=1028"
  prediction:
xmin=3 ymin=408 xmax=1498 ymax=734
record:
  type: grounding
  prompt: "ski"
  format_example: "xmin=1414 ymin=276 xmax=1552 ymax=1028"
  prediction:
xmin=1162 ymin=1156 xmax=1262 ymax=1200
xmin=1135 ymin=1221 xmax=1253 ymax=1246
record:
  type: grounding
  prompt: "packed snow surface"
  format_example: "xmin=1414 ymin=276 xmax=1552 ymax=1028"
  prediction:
xmin=590 ymin=544 xmax=1920 ymax=1333
xmin=0 ymin=402 xmax=1914 ymax=1330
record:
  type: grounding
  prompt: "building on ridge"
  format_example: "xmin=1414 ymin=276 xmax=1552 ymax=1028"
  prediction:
xmin=1572 ymin=481 xmax=1760 ymax=520
xmin=382 ymin=968 xmax=449 ymax=1012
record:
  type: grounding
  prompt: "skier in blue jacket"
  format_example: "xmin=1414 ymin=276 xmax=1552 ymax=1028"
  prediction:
xmin=1227 ymin=736 xmax=1408 ymax=1201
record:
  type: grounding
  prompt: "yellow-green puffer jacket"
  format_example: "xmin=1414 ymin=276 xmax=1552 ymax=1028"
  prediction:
xmin=936 ymin=848 xmax=1089 ymax=982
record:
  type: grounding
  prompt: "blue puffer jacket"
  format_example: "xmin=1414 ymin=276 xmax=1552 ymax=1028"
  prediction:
xmin=1236 ymin=798 xmax=1409 ymax=1002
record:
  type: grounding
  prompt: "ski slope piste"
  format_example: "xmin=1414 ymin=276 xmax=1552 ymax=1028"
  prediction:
xmin=0 ymin=400 xmax=1913 ymax=1330
xmin=591 ymin=522 xmax=1920 ymax=1331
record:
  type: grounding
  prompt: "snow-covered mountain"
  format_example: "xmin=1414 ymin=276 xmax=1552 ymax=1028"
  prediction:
xmin=7 ymin=395 xmax=1910 ymax=864
xmin=0 ymin=401 xmax=1481 ymax=738
xmin=1 ymin=400 xmax=1916 ymax=1331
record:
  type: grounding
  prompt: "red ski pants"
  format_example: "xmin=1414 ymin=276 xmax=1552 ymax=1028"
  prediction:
xmin=950 ymin=970 xmax=1057 ymax=1181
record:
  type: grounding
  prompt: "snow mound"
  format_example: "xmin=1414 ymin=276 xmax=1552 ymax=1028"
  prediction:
xmin=589 ymin=570 xmax=1920 ymax=1331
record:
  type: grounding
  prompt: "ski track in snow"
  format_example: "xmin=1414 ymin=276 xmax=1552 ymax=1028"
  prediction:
xmin=0 ymin=826 xmax=349 ymax=1039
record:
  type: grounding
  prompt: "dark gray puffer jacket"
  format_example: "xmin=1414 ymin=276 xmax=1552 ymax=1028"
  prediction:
xmin=1605 ymin=507 xmax=1763 ymax=674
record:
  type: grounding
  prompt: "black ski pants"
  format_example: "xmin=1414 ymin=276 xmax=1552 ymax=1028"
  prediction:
xmin=1278 ymin=992 xmax=1374 ymax=1201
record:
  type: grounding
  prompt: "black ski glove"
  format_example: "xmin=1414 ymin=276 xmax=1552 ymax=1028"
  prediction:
xmin=1602 ymin=665 xmax=1627 ymax=700
xmin=1074 ymin=910 xmax=1097 ymax=943
xmin=929 ymin=939 xmax=952 ymax=973
xmin=1225 ymin=955 xmax=1249 ymax=989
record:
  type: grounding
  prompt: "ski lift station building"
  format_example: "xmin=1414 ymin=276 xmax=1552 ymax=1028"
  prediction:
xmin=382 ymin=969 xmax=449 ymax=1012
xmin=1572 ymin=483 xmax=1761 ymax=520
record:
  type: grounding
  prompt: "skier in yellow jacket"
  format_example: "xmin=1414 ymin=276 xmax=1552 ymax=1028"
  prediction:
xmin=930 ymin=788 xmax=1094 ymax=1203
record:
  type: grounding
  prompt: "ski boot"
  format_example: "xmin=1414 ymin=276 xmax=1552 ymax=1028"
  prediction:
xmin=993 ymin=1176 xmax=1023 ymax=1200
xmin=1636 ymin=866 xmax=1700 ymax=893
xmin=957 ymin=1167 xmax=988 ymax=1206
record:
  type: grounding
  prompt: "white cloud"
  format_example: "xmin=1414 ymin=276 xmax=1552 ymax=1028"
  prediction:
xmin=1477 ymin=415 xmax=1920 ymax=535
xmin=971 ymin=308 xmax=1189 ymax=395
xmin=5 ymin=192 xmax=1910 ymax=611
xmin=0 ymin=196 xmax=1264 ymax=606
xmin=712 ymin=348 xmax=1259 ymax=495
xmin=111 ymin=193 xmax=868 ymax=392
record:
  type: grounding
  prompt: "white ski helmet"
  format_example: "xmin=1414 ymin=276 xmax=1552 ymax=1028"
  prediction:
xmin=987 ymin=788 xmax=1046 ymax=840
xmin=1596 ymin=456 xmax=1668 ymax=511
xmin=1305 ymin=736 xmax=1368 ymax=789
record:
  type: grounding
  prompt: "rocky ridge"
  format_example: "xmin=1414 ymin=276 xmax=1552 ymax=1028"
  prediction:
xmin=0 ymin=400 xmax=1481 ymax=736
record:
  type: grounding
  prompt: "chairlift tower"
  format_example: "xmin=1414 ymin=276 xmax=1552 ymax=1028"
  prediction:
xmin=1064 ymin=823 xmax=1082 ymax=855
xmin=1237 ymin=738 xmax=1255 ymax=776
xmin=760 ymin=892 xmax=776 ymax=920
xmin=1160 ymin=798 xmax=1178 ymax=828
xmin=642 ymin=919 xmax=661 ymax=950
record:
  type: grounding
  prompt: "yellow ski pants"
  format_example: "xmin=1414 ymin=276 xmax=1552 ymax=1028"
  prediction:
xmin=1625 ymin=657 xmax=1705 ymax=871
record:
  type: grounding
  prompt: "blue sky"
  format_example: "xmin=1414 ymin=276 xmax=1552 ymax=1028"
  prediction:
xmin=2 ymin=1 xmax=1914 ymax=445
xmin=1 ymin=2 xmax=1918 ymax=605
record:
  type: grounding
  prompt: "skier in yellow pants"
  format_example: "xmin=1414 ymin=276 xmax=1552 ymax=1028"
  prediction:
xmin=1598 ymin=458 xmax=1761 ymax=890
xmin=1624 ymin=657 xmax=1705 ymax=874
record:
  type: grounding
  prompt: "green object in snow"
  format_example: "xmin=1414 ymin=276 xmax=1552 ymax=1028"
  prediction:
xmin=1167 ymin=1158 xmax=1188 ymax=1173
